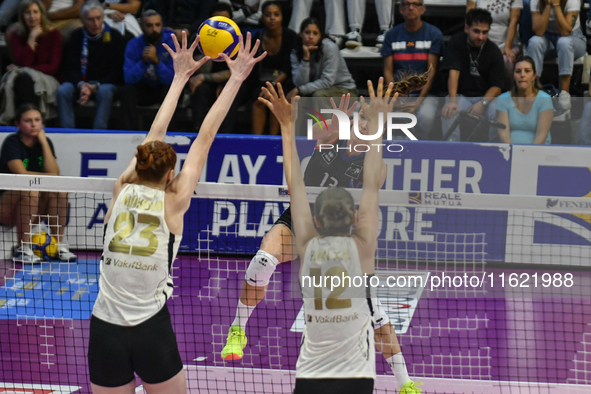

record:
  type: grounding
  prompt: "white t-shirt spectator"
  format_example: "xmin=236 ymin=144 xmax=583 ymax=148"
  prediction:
xmin=47 ymin=0 xmax=74 ymax=14
xmin=474 ymin=0 xmax=523 ymax=48
xmin=530 ymin=0 xmax=581 ymax=35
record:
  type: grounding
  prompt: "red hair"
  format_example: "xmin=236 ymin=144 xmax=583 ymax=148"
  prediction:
xmin=135 ymin=141 xmax=177 ymax=182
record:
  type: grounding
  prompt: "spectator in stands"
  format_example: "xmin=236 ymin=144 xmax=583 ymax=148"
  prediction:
xmin=56 ymin=0 xmax=125 ymax=130
xmin=342 ymin=0 xmax=394 ymax=48
xmin=101 ymin=0 xmax=142 ymax=39
xmin=526 ymin=0 xmax=585 ymax=110
xmin=441 ymin=9 xmax=504 ymax=141
xmin=0 ymin=0 xmax=20 ymax=31
xmin=44 ymin=0 xmax=84 ymax=40
xmin=496 ymin=55 xmax=553 ymax=143
xmin=121 ymin=10 xmax=174 ymax=130
xmin=382 ymin=0 xmax=443 ymax=139
xmin=0 ymin=0 xmax=62 ymax=125
xmin=289 ymin=0 xmax=393 ymax=48
xmin=146 ymin=0 xmax=217 ymax=37
xmin=189 ymin=3 xmax=238 ymax=133
xmin=467 ymin=0 xmax=522 ymax=89
xmin=0 ymin=104 xmax=76 ymax=263
xmin=4 ymin=0 xmax=81 ymax=66
xmin=250 ymin=1 xmax=297 ymax=135
xmin=288 ymin=17 xmax=358 ymax=103
xmin=218 ymin=0 xmax=263 ymax=27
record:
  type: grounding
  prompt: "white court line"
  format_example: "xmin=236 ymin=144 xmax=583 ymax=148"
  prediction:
xmin=178 ymin=365 xmax=591 ymax=394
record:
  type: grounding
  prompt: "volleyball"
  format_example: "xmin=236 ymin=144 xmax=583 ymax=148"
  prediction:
xmin=31 ymin=232 xmax=58 ymax=259
xmin=197 ymin=16 xmax=241 ymax=62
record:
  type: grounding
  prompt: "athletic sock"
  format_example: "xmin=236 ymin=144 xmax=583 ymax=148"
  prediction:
xmin=231 ymin=300 xmax=255 ymax=330
xmin=387 ymin=352 xmax=410 ymax=386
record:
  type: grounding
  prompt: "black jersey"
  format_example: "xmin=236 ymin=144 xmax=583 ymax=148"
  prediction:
xmin=303 ymin=140 xmax=365 ymax=188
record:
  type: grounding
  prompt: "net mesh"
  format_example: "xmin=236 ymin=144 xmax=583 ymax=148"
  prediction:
xmin=0 ymin=174 xmax=590 ymax=394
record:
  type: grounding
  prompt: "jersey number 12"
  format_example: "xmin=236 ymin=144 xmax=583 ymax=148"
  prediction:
xmin=309 ymin=266 xmax=352 ymax=310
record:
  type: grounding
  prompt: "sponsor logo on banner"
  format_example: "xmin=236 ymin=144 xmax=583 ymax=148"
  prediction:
xmin=546 ymin=198 xmax=559 ymax=208
xmin=278 ymin=187 xmax=289 ymax=196
xmin=544 ymin=198 xmax=591 ymax=210
xmin=408 ymin=192 xmax=462 ymax=206
xmin=409 ymin=192 xmax=422 ymax=204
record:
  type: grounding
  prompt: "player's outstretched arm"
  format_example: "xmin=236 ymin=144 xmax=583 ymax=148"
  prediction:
xmin=288 ymin=95 xmax=318 ymax=257
xmin=169 ymin=32 xmax=267 ymax=213
xmin=355 ymin=78 xmax=397 ymax=271
xmin=259 ymin=81 xmax=293 ymax=190
xmin=115 ymin=32 xmax=209 ymax=189
xmin=146 ymin=32 xmax=209 ymax=144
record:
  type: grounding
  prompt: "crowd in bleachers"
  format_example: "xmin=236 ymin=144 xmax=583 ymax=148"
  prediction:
xmin=0 ymin=0 xmax=591 ymax=143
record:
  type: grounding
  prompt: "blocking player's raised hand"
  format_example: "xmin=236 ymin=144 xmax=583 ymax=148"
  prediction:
xmin=222 ymin=32 xmax=267 ymax=82
xmin=259 ymin=82 xmax=292 ymax=128
xmin=360 ymin=77 xmax=398 ymax=125
xmin=163 ymin=31 xmax=210 ymax=80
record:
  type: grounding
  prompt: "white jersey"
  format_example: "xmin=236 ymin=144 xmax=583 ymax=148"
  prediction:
xmin=93 ymin=184 xmax=181 ymax=326
xmin=297 ymin=236 xmax=376 ymax=379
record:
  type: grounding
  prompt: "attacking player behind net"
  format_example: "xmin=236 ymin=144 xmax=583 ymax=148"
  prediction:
xmin=221 ymin=80 xmax=423 ymax=393
xmin=87 ymin=32 xmax=265 ymax=394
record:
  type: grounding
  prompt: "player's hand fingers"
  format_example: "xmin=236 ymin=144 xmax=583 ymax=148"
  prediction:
xmin=251 ymin=38 xmax=261 ymax=56
xmin=258 ymin=96 xmax=273 ymax=110
xmin=162 ymin=43 xmax=175 ymax=59
xmin=367 ymin=80 xmax=375 ymax=99
xmin=219 ymin=53 xmax=231 ymax=64
xmin=254 ymin=51 xmax=267 ymax=63
xmin=190 ymin=34 xmax=200 ymax=52
xmin=198 ymin=56 xmax=210 ymax=66
xmin=277 ymin=82 xmax=286 ymax=101
xmin=267 ymin=81 xmax=278 ymax=99
xmin=376 ymin=77 xmax=384 ymax=98
xmin=237 ymin=33 xmax=244 ymax=54
xmin=193 ymin=56 xmax=210 ymax=72
xmin=385 ymin=81 xmax=394 ymax=100
xmin=359 ymin=95 xmax=367 ymax=111
xmin=264 ymin=82 xmax=278 ymax=100
xmin=389 ymin=91 xmax=399 ymax=108
xmin=170 ymin=33 xmax=180 ymax=53
xmin=330 ymin=97 xmax=337 ymax=110
xmin=245 ymin=32 xmax=251 ymax=53
xmin=182 ymin=30 xmax=187 ymax=50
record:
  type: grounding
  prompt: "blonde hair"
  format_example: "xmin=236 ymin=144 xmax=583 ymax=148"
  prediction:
xmin=314 ymin=188 xmax=355 ymax=236
xmin=17 ymin=0 xmax=52 ymax=37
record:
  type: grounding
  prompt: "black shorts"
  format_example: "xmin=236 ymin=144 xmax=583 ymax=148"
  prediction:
xmin=293 ymin=378 xmax=374 ymax=394
xmin=273 ymin=206 xmax=292 ymax=231
xmin=88 ymin=304 xmax=183 ymax=387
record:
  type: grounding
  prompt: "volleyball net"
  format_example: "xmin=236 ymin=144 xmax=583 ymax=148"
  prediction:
xmin=0 ymin=173 xmax=590 ymax=394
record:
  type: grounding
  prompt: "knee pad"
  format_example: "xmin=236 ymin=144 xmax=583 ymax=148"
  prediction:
xmin=372 ymin=298 xmax=390 ymax=329
xmin=245 ymin=250 xmax=279 ymax=287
